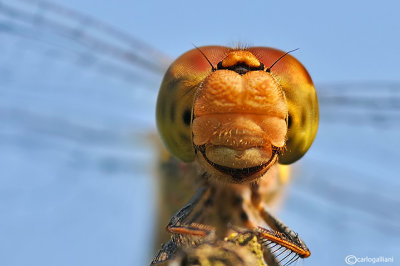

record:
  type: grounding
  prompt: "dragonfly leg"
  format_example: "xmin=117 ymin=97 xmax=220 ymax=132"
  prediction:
xmin=151 ymin=186 xmax=216 ymax=265
xmin=166 ymin=186 xmax=215 ymax=238
xmin=249 ymin=184 xmax=311 ymax=264
xmin=257 ymin=207 xmax=310 ymax=258
xmin=150 ymin=238 xmax=179 ymax=265
xmin=262 ymin=245 xmax=282 ymax=266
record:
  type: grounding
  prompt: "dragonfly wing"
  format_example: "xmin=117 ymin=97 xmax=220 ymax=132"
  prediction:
xmin=0 ymin=1 xmax=168 ymax=265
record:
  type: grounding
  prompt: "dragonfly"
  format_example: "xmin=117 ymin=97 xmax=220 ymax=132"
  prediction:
xmin=1 ymin=1 xmax=399 ymax=266
xmin=149 ymin=45 xmax=317 ymax=265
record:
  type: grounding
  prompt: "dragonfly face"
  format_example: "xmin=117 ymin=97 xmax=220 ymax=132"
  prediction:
xmin=156 ymin=46 xmax=319 ymax=183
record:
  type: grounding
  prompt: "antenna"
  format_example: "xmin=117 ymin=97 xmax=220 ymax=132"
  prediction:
xmin=266 ymin=48 xmax=299 ymax=73
xmin=193 ymin=44 xmax=216 ymax=71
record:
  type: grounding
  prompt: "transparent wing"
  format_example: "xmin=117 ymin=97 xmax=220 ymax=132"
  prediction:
xmin=1 ymin=1 xmax=399 ymax=266
xmin=319 ymin=82 xmax=400 ymax=126
xmin=0 ymin=1 xmax=169 ymax=265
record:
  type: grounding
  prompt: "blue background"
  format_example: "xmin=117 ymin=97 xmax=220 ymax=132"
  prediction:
xmin=0 ymin=0 xmax=399 ymax=265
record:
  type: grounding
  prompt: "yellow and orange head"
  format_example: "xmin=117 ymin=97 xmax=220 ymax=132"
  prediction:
xmin=156 ymin=46 xmax=318 ymax=183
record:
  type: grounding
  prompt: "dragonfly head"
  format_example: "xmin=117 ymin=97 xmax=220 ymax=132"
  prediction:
xmin=156 ymin=46 xmax=319 ymax=183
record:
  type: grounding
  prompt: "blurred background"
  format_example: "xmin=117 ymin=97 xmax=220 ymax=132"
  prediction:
xmin=0 ymin=0 xmax=399 ymax=265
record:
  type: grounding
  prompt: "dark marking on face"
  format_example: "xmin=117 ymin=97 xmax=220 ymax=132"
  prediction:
xmin=183 ymin=109 xmax=191 ymax=126
xmin=287 ymin=114 xmax=292 ymax=129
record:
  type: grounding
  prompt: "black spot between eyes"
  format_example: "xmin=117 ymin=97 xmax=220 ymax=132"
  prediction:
xmin=182 ymin=109 xmax=191 ymax=126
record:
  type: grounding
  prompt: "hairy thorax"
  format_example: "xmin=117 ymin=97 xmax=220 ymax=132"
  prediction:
xmin=188 ymin=164 xmax=284 ymax=239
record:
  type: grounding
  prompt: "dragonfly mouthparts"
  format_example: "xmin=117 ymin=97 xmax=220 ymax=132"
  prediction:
xmin=195 ymin=144 xmax=279 ymax=183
